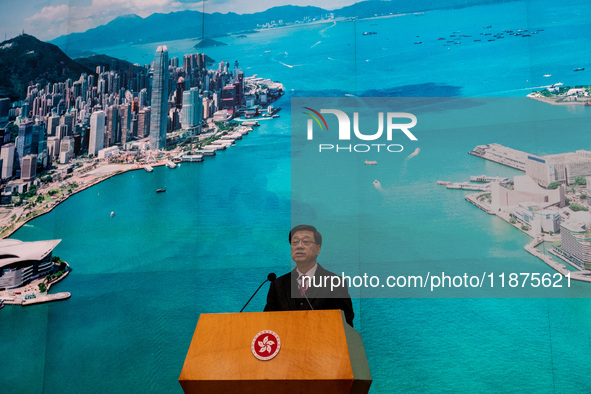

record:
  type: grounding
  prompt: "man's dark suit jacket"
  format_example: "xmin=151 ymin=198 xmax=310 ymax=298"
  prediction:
xmin=264 ymin=264 xmax=355 ymax=327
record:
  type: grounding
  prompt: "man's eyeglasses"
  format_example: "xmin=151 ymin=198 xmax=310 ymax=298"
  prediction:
xmin=291 ymin=239 xmax=316 ymax=246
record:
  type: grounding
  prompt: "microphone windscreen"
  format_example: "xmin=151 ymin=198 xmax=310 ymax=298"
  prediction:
xmin=268 ymin=273 xmax=277 ymax=282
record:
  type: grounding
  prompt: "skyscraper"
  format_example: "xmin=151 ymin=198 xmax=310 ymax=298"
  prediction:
xmin=150 ymin=45 xmax=169 ymax=150
xmin=20 ymin=154 xmax=37 ymax=182
xmin=89 ymin=111 xmax=105 ymax=156
xmin=47 ymin=115 xmax=60 ymax=137
xmin=181 ymin=88 xmax=203 ymax=131
xmin=106 ymin=105 xmax=119 ymax=146
xmin=0 ymin=143 xmax=15 ymax=180
xmin=16 ymin=122 xmax=33 ymax=174
xmin=138 ymin=108 xmax=151 ymax=139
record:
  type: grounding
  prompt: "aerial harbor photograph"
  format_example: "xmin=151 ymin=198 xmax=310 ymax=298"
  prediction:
xmin=1 ymin=0 xmax=591 ymax=392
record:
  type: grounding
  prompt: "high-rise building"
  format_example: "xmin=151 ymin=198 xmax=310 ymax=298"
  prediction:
xmin=106 ymin=105 xmax=119 ymax=146
xmin=31 ymin=123 xmax=46 ymax=155
xmin=119 ymin=103 xmax=131 ymax=144
xmin=56 ymin=124 xmax=68 ymax=141
xmin=20 ymin=154 xmax=37 ymax=182
xmin=47 ymin=115 xmax=60 ymax=137
xmin=89 ymin=111 xmax=106 ymax=156
xmin=138 ymin=108 xmax=151 ymax=139
xmin=181 ymin=88 xmax=203 ymax=131
xmin=149 ymin=46 xmax=169 ymax=150
xmin=130 ymin=117 xmax=138 ymax=140
xmin=176 ymin=77 xmax=185 ymax=109
xmin=59 ymin=136 xmax=75 ymax=164
xmin=16 ymin=122 xmax=33 ymax=173
xmin=60 ymin=113 xmax=74 ymax=136
xmin=72 ymin=133 xmax=82 ymax=156
xmin=47 ymin=136 xmax=60 ymax=161
xmin=138 ymin=88 xmax=148 ymax=109
xmin=0 ymin=143 xmax=15 ymax=180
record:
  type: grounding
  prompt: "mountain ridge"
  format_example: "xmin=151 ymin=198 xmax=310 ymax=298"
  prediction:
xmin=48 ymin=0 xmax=515 ymax=55
xmin=0 ymin=34 xmax=94 ymax=100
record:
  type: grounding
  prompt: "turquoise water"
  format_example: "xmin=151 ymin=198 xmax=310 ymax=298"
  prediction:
xmin=3 ymin=0 xmax=591 ymax=392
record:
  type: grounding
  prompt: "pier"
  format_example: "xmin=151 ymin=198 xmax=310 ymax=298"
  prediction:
xmin=202 ymin=144 xmax=226 ymax=150
xmin=468 ymin=143 xmax=528 ymax=171
xmin=21 ymin=292 xmax=71 ymax=306
xmin=181 ymin=154 xmax=204 ymax=162
xmin=470 ymin=175 xmax=510 ymax=183
xmin=447 ymin=182 xmax=490 ymax=191
xmin=193 ymin=150 xmax=216 ymax=156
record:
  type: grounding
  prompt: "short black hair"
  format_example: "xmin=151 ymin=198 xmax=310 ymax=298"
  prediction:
xmin=289 ymin=225 xmax=322 ymax=246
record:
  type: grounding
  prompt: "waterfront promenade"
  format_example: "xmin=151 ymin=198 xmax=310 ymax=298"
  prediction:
xmin=0 ymin=120 xmax=263 ymax=305
xmin=527 ymin=92 xmax=591 ymax=106
xmin=0 ymin=120 xmax=258 ymax=239
xmin=0 ymin=162 xmax=142 ymax=239
xmin=0 ymin=264 xmax=71 ymax=305
xmin=466 ymin=191 xmax=591 ymax=283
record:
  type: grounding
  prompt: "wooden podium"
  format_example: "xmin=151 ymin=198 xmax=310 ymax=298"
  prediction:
xmin=179 ymin=310 xmax=372 ymax=393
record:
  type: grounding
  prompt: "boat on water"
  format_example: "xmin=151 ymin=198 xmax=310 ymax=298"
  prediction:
xmin=110 ymin=211 xmax=115 ymax=217
xmin=543 ymin=74 xmax=552 ymax=77
xmin=363 ymin=32 xmax=377 ymax=36
xmin=408 ymin=148 xmax=420 ymax=158
xmin=156 ymin=188 xmax=166 ymax=193
xmin=574 ymin=68 xmax=585 ymax=72
xmin=365 ymin=160 xmax=377 ymax=165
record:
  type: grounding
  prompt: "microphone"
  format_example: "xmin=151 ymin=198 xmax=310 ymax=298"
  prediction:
xmin=240 ymin=273 xmax=276 ymax=312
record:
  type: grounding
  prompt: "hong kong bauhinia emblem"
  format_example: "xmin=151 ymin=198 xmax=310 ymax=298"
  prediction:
xmin=251 ymin=330 xmax=281 ymax=361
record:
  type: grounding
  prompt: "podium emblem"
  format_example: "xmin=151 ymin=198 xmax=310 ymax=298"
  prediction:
xmin=251 ymin=330 xmax=281 ymax=361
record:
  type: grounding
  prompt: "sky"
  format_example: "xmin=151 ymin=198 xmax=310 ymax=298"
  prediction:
xmin=0 ymin=0 xmax=361 ymax=42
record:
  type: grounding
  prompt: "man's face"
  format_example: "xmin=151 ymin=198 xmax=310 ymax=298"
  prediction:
xmin=290 ymin=230 xmax=321 ymax=266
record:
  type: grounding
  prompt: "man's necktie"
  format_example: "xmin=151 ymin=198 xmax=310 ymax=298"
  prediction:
xmin=299 ymin=275 xmax=308 ymax=296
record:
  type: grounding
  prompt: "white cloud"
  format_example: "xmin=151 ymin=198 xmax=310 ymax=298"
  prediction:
xmin=25 ymin=5 xmax=71 ymax=39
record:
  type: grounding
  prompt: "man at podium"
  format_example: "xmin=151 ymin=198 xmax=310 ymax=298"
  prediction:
xmin=264 ymin=225 xmax=355 ymax=326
